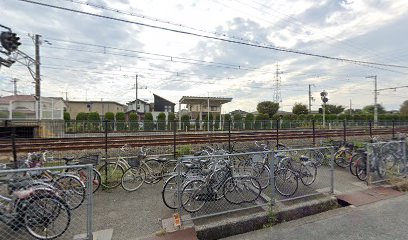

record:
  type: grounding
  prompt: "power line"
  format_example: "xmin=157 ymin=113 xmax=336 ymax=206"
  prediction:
xmin=377 ymin=85 xmax=408 ymax=91
xmin=17 ymin=0 xmax=408 ymax=69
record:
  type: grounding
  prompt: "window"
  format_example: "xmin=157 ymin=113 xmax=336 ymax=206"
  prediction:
xmin=211 ymin=106 xmax=218 ymax=111
xmin=164 ymin=105 xmax=172 ymax=112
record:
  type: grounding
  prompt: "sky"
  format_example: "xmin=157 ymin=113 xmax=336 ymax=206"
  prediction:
xmin=1 ymin=0 xmax=408 ymax=113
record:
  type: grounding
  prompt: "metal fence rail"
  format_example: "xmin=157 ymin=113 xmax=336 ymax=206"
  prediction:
xmin=0 ymin=164 xmax=93 ymax=240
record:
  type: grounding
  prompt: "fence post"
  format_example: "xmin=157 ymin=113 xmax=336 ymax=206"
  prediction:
xmin=86 ymin=164 xmax=94 ymax=240
xmin=330 ymin=147 xmax=335 ymax=194
xmin=228 ymin=120 xmax=231 ymax=153
xmin=402 ymin=140 xmax=407 ymax=177
xmin=276 ymin=119 xmax=279 ymax=147
xmin=270 ymin=152 xmax=276 ymax=205
xmin=104 ymin=120 xmax=108 ymax=187
xmin=173 ymin=120 xmax=177 ymax=159
xmin=312 ymin=120 xmax=316 ymax=146
xmin=11 ymin=126 xmax=17 ymax=169
xmin=369 ymin=120 xmax=373 ymax=138
xmin=343 ymin=119 xmax=346 ymax=143
xmin=392 ymin=120 xmax=395 ymax=138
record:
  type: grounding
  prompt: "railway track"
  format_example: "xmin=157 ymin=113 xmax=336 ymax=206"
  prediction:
xmin=0 ymin=128 xmax=406 ymax=153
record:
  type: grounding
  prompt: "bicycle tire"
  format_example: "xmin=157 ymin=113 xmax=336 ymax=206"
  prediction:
xmin=121 ymin=167 xmax=146 ymax=192
xmin=274 ymin=168 xmax=298 ymax=197
xmin=223 ymin=176 xmax=261 ymax=204
xmin=73 ymin=168 xmax=101 ymax=193
xmin=98 ymin=162 xmax=125 ymax=189
xmin=355 ymin=156 xmax=367 ymax=181
xmin=24 ymin=193 xmax=71 ymax=240
xmin=349 ymin=153 xmax=361 ymax=176
xmin=181 ymin=179 xmax=206 ymax=213
xmin=54 ymin=175 xmax=85 ymax=210
xmin=334 ymin=150 xmax=350 ymax=168
xmin=161 ymin=174 xmax=186 ymax=209
xmin=308 ymin=150 xmax=325 ymax=167
xmin=144 ymin=159 xmax=162 ymax=184
xmin=299 ymin=161 xmax=317 ymax=186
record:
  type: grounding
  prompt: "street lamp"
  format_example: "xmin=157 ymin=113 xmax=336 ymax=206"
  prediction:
xmin=320 ymin=90 xmax=328 ymax=127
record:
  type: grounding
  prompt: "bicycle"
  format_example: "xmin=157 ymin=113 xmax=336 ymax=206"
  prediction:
xmin=0 ymin=175 xmax=71 ymax=240
xmin=63 ymin=154 xmax=102 ymax=193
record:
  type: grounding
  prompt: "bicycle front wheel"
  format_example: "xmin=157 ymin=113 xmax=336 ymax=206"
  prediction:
xmin=54 ymin=175 xmax=85 ymax=210
xmin=98 ymin=163 xmax=125 ymax=189
xmin=162 ymin=174 xmax=186 ymax=209
xmin=144 ymin=159 xmax=162 ymax=184
xmin=121 ymin=167 xmax=146 ymax=192
xmin=24 ymin=194 xmax=71 ymax=240
xmin=181 ymin=179 xmax=206 ymax=213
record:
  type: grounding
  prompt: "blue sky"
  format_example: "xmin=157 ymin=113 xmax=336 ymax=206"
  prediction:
xmin=1 ymin=0 xmax=408 ymax=113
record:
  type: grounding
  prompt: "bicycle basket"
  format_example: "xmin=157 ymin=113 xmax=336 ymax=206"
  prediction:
xmin=78 ymin=155 xmax=100 ymax=165
xmin=127 ymin=158 xmax=140 ymax=168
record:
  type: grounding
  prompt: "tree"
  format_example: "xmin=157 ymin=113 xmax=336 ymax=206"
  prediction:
xmin=63 ymin=112 xmax=71 ymax=121
xmin=400 ymin=100 xmax=408 ymax=115
xmin=255 ymin=113 xmax=269 ymax=129
xmin=245 ymin=113 xmax=254 ymax=130
xmin=214 ymin=114 xmax=220 ymax=130
xmin=116 ymin=112 xmax=126 ymax=130
xmin=129 ymin=112 xmax=138 ymax=130
xmin=76 ymin=112 xmax=88 ymax=121
xmin=223 ymin=114 xmax=231 ymax=130
xmin=233 ymin=113 xmax=243 ymax=129
xmin=157 ymin=112 xmax=166 ymax=130
xmin=362 ymin=104 xmax=386 ymax=114
xmin=181 ymin=114 xmax=190 ymax=131
xmin=167 ymin=112 xmax=176 ymax=130
xmin=257 ymin=101 xmax=279 ymax=118
xmin=292 ymin=103 xmax=308 ymax=115
xmin=324 ymin=104 xmax=346 ymax=114
xmin=104 ymin=112 xmax=114 ymax=121
xmin=144 ymin=112 xmax=154 ymax=130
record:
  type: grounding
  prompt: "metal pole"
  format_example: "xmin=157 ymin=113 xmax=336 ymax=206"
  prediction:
xmin=228 ymin=120 xmax=231 ymax=153
xmin=276 ymin=119 xmax=279 ymax=147
xmin=330 ymin=147 xmax=335 ymax=194
xmin=207 ymin=93 xmax=210 ymax=133
xmin=392 ymin=120 xmax=395 ymax=138
xmin=312 ymin=119 xmax=316 ymax=146
xmin=104 ymin=120 xmax=108 ymax=186
xmin=135 ymin=75 xmax=138 ymax=120
xmin=270 ymin=152 xmax=276 ymax=205
xmin=35 ymin=34 xmax=41 ymax=118
xmin=86 ymin=165 xmax=94 ymax=240
xmin=323 ymin=102 xmax=326 ymax=128
xmin=308 ymin=84 xmax=312 ymax=113
xmin=343 ymin=119 xmax=346 ymax=143
xmin=369 ymin=120 xmax=373 ymax=138
xmin=374 ymin=76 xmax=378 ymax=126
xmin=11 ymin=127 xmax=17 ymax=169
xmin=173 ymin=120 xmax=177 ymax=159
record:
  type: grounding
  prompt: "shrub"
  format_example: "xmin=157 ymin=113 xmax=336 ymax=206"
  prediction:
xmin=129 ymin=112 xmax=138 ymax=130
xmin=144 ymin=112 xmax=154 ymax=130
xmin=116 ymin=112 xmax=126 ymax=130
xmin=157 ymin=112 xmax=166 ymax=130
xmin=181 ymin=114 xmax=190 ymax=131
xmin=63 ymin=112 xmax=71 ymax=121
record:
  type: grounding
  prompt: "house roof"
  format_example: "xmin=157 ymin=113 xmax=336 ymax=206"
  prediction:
xmin=153 ymin=94 xmax=175 ymax=105
xmin=230 ymin=109 xmax=248 ymax=115
xmin=127 ymin=99 xmax=149 ymax=105
xmin=0 ymin=95 xmax=36 ymax=104
xmin=66 ymin=100 xmax=126 ymax=107
xmin=179 ymin=96 xmax=232 ymax=105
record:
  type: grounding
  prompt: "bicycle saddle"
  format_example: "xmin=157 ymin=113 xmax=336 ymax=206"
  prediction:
xmin=63 ymin=156 xmax=75 ymax=162
xmin=156 ymin=158 xmax=168 ymax=163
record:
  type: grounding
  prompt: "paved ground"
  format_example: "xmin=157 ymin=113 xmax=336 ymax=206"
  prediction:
xmin=222 ymin=193 xmax=408 ymax=240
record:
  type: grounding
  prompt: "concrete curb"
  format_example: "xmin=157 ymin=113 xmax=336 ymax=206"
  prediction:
xmin=195 ymin=196 xmax=338 ymax=240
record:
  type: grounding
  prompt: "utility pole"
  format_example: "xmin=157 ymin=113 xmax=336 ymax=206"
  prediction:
xmin=308 ymin=84 xmax=315 ymax=113
xmin=207 ymin=92 xmax=210 ymax=133
xmin=135 ymin=74 xmax=138 ymax=120
xmin=62 ymin=91 xmax=68 ymax=101
xmin=11 ymin=78 xmax=18 ymax=95
xmin=349 ymin=99 xmax=352 ymax=116
xmin=34 ymin=34 xmax=41 ymax=119
xmin=366 ymin=75 xmax=378 ymax=125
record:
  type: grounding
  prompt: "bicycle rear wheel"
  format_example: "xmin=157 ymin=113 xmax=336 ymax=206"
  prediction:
xmin=144 ymin=159 xmax=162 ymax=184
xmin=98 ymin=163 xmax=125 ymax=189
xmin=355 ymin=157 xmax=367 ymax=181
xmin=54 ymin=175 xmax=85 ymax=210
xmin=121 ymin=167 xmax=146 ymax=192
xmin=299 ymin=161 xmax=317 ymax=186
xmin=223 ymin=176 xmax=261 ymax=204
xmin=274 ymin=168 xmax=298 ymax=197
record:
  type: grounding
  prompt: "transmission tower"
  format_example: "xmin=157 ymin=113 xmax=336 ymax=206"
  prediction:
xmin=273 ymin=63 xmax=283 ymax=103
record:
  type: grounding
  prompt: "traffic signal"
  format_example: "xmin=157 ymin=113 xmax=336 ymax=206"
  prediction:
xmin=0 ymin=31 xmax=21 ymax=53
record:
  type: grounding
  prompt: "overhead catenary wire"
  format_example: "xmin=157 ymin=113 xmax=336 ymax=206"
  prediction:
xmin=16 ymin=0 xmax=408 ymax=69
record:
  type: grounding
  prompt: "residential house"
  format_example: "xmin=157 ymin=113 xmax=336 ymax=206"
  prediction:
xmin=151 ymin=94 xmax=175 ymax=120
xmin=179 ymin=96 xmax=232 ymax=121
xmin=126 ymin=99 xmax=151 ymax=120
xmin=65 ymin=100 xmax=126 ymax=120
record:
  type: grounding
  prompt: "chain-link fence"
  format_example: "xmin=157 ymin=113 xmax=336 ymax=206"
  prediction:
xmin=0 ymin=164 xmax=93 ymax=240
xmin=366 ymin=140 xmax=408 ymax=184
xmin=166 ymin=146 xmax=334 ymax=221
